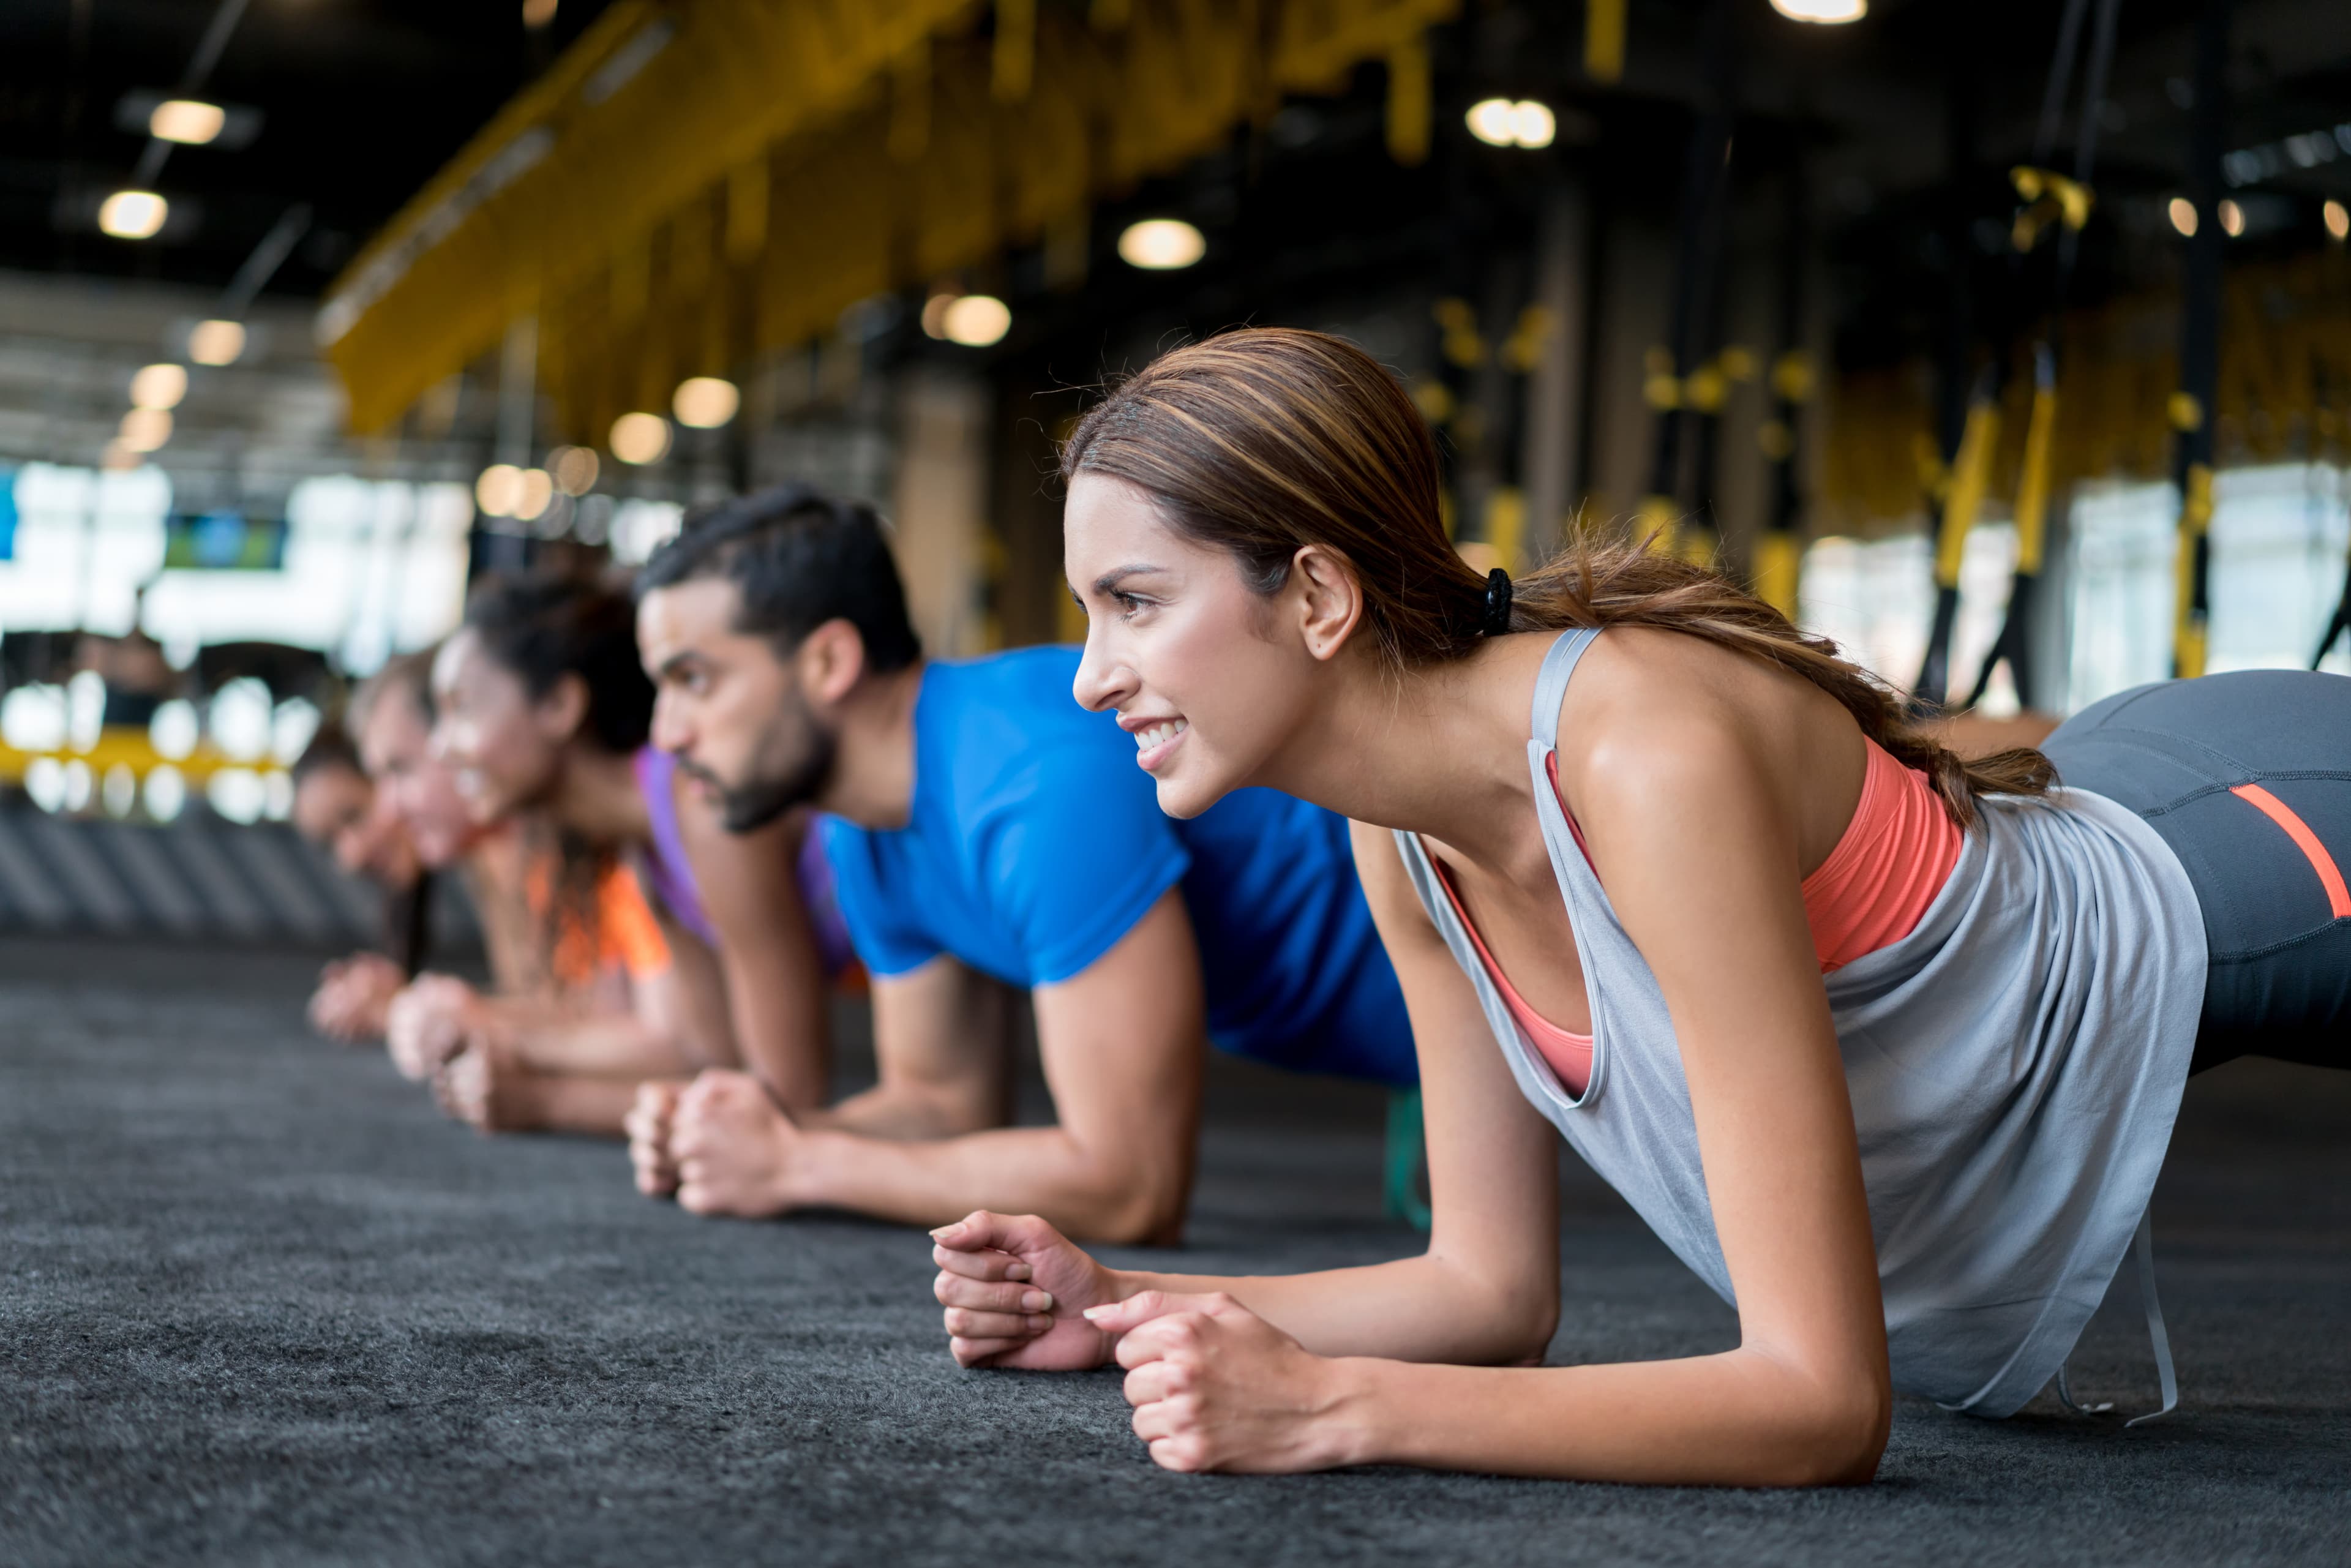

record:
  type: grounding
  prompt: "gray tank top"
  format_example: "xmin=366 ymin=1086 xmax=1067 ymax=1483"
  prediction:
xmin=1395 ymin=628 xmax=2205 ymax=1417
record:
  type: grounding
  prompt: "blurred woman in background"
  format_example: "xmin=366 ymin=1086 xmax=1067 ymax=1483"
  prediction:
xmin=290 ymin=725 xmax=429 ymax=1043
xmin=422 ymin=574 xmax=845 ymax=1138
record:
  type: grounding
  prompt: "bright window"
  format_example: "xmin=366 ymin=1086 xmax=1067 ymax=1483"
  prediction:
xmin=1799 ymin=522 xmax=2022 ymax=715
xmin=1 ymin=465 xmax=472 ymax=674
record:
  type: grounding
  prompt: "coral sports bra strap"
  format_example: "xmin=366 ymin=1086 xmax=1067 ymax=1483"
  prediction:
xmin=1529 ymin=628 xmax=1604 ymax=752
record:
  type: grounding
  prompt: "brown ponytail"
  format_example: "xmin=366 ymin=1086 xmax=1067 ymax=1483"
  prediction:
xmin=1062 ymin=326 xmax=2054 ymax=830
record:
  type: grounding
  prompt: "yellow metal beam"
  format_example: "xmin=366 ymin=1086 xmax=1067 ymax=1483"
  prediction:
xmin=323 ymin=0 xmax=1460 ymax=440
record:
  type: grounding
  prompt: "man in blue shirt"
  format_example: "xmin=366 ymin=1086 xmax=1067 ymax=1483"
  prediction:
xmin=626 ymin=485 xmax=1415 ymax=1243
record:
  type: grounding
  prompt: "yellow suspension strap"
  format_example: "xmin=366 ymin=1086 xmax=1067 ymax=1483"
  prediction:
xmin=1955 ymin=0 xmax=2122 ymax=711
xmin=2173 ymin=459 xmax=2213 ymax=679
xmin=1638 ymin=0 xmax=1736 ymax=563
xmin=1753 ymin=158 xmax=1815 ymax=621
xmin=1585 ymin=0 xmax=1626 ymax=86
xmin=1957 ymin=340 xmax=2058 ymax=708
xmin=1916 ymin=377 xmax=2000 ymax=708
xmin=2173 ymin=0 xmax=2228 ymax=680
xmin=1427 ymin=297 xmax=1486 ymax=543
xmin=1637 ymin=345 xmax=1681 ymax=553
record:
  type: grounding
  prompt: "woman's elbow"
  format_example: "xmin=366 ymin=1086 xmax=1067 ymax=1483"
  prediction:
xmin=1777 ymin=1374 xmax=1892 ymax=1487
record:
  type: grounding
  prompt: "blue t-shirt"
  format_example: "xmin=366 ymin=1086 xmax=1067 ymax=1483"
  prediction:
xmin=819 ymin=647 xmax=1417 ymax=1086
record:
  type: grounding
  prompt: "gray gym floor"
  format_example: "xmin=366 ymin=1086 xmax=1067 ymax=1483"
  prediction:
xmin=3 ymin=936 xmax=2346 ymax=1566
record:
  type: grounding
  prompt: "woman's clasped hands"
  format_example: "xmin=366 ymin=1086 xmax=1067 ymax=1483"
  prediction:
xmin=931 ymin=1210 xmax=1367 ymax=1474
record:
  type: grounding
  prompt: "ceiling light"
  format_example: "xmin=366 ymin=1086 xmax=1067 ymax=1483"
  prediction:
xmin=2326 ymin=200 xmax=2349 ymax=242
xmin=98 ymin=190 xmax=168 ymax=240
xmin=550 ymin=445 xmax=600 ymax=495
xmin=149 ymin=99 xmax=225 ymax=145
xmin=118 ymin=408 xmax=173 ymax=452
xmin=1466 ymin=98 xmax=1556 ymax=150
xmin=476 ymin=464 xmax=525 ymax=516
xmin=1466 ymin=99 xmax=1518 ymax=148
xmin=672 ymin=376 xmax=740 ymax=428
xmin=1771 ymin=0 xmax=1867 ymax=21
xmin=610 ymin=411 xmax=673 ymax=464
xmin=516 ymin=469 xmax=555 ymax=521
xmin=941 ymin=294 xmax=1011 ymax=347
xmin=130 ymin=363 xmax=189 ymax=411
xmin=1118 ymin=219 xmax=1206 ymax=270
xmin=188 ymin=319 xmax=246 ymax=366
xmin=2167 ymin=197 xmax=2198 ymax=237
xmin=2218 ymin=198 xmax=2245 ymax=236
xmin=921 ymin=293 xmax=958 ymax=339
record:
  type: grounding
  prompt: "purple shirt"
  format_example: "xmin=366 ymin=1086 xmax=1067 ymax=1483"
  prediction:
xmin=632 ymin=746 xmax=855 ymax=976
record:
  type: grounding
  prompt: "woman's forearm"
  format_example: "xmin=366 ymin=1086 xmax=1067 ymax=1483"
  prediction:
xmin=1108 ymin=1253 xmax=1554 ymax=1368
xmin=504 ymin=1008 xmax=695 ymax=1078
xmin=1324 ymin=1349 xmax=1888 ymax=1486
xmin=508 ymin=1071 xmax=645 ymax=1136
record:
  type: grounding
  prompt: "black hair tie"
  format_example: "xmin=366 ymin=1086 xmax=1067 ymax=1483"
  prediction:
xmin=1480 ymin=567 xmax=1513 ymax=636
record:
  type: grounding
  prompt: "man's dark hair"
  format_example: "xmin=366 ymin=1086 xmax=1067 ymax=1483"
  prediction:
xmin=635 ymin=484 xmax=920 ymax=673
xmin=463 ymin=574 xmax=654 ymax=755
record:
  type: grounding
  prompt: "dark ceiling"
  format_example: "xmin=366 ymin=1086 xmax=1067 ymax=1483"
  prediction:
xmin=0 ymin=0 xmax=617 ymax=297
xmin=0 ymin=0 xmax=2344 ymax=361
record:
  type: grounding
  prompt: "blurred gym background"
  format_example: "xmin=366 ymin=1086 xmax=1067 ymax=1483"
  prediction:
xmin=0 ymin=0 xmax=2345 ymax=945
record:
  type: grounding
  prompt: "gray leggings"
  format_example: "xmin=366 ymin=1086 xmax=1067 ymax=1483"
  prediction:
xmin=2041 ymin=670 xmax=2351 ymax=1075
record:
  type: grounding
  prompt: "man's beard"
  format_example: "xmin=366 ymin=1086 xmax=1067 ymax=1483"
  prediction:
xmin=680 ymin=702 xmax=836 ymax=835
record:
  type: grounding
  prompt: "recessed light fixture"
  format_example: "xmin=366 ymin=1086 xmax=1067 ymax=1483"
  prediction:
xmin=118 ymin=408 xmax=173 ymax=453
xmin=549 ymin=445 xmax=601 ymax=495
xmin=2325 ymin=200 xmax=2348 ymax=242
xmin=1117 ymin=219 xmax=1206 ymax=270
xmin=2218 ymin=198 xmax=2245 ymax=236
xmin=149 ymin=99 xmax=226 ymax=145
xmin=940 ymin=294 xmax=1011 ymax=347
xmin=515 ymin=469 xmax=555 ymax=521
xmin=131 ymin=364 xmax=189 ymax=411
xmin=476 ymin=464 xmax=525 ymax=516
xmin=1771 ymin=0 xmax=1867 ymax=21
xmin=610 ymin=411 xmax=673 ymax=464
xmin=2167 ymin=197 xmax=2198 ymax=237
xmin=672 ymin=376 xmax=740 ymax=428
xmin=99 ymin=190 xmax=168 ymax=240
xmin=1466 ymin=99 xmax=1556 ymax=150
xmin=189 ymin=320 xmax=246 ymax=366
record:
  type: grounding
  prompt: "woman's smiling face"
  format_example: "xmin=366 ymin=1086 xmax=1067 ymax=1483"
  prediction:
xmin=1064 ymin=472 xmax=1328 ymax=820
xmin=427 ymin=628 xmax=564 ymax=825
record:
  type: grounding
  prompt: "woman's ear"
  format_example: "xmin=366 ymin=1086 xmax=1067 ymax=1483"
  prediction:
xmin=1290 ymin=544 xmax=1365 ymax=662
xmin=534 ymin=672 xmax=591 ymax=745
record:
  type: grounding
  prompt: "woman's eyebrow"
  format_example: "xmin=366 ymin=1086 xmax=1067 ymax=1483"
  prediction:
xmin=1091 ymin=563 xmax=1164 ymax=595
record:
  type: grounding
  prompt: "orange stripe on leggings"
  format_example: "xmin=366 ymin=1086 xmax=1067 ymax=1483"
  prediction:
xmin=2230 ymin=784 xmax=2351 ymax=919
